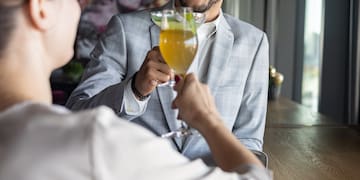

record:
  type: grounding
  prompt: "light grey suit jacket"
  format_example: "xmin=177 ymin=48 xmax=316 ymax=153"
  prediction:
xmin=66 ymin=2 xmax=269 ymax=163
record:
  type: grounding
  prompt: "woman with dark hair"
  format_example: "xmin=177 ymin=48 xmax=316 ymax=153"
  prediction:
xmin=0 ymin=0 xmax=271 ymax=179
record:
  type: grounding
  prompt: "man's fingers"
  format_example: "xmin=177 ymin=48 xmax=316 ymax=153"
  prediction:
xmin=151 ymin=70 xmax=171 ymax=83
xmin=141 ymin=60 xmax=171 ymax=79
xmin=147 ymin=47 xmax=166 ymax=64
xmin=145 ymin=50 xmax=171 ymax=75
xmin=154 ymin=62 xmax=172 ymax=75
xmin=152 ymin=46 xmax=160 ymax=51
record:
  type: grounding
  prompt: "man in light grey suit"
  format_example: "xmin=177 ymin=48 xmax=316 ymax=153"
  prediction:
xmin=66 ymin=0 xmax=269 ymax=164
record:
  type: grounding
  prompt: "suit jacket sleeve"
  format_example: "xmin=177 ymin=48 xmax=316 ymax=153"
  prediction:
xmin=66 ymin=15 xmax=141 ymax=120
xmin=232 ymin=33 xmax=269 ymax=151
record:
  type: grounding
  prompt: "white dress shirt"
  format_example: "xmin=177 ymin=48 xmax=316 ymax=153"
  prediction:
xmin=0 ymin=102 xmax=272 ymax=180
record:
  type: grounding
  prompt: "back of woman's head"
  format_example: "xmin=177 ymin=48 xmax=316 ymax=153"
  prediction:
xmin=0 ymin=0 xmax=24 ymax=57
xmin=0 ymin=0 xmax=81 ymax=69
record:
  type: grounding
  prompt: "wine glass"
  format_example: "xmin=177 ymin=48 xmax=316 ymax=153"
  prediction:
xmin=151 ymin=9 xmax=205 ymax=87
xmin=156 ymin=7 xmax=200 ymax=138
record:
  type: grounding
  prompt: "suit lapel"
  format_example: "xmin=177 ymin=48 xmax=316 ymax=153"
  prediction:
xmin=150 ymin=24 xmax=160 ymax=48
xmin=156 ymin=87 xmax=182 ymax=134
xmin=204 ymin=15 xmax=234 ymax=93
xmin=182 ymin=15 xmax=235 ymax=152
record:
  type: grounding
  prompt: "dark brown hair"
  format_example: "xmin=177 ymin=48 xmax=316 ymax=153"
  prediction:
xmin=0 ymin=1 xmax=24 ymax=57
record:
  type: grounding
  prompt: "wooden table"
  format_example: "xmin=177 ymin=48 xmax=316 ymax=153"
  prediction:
xmin=264 ymin=97 xmax=360 ymax=180
xmin=266 ymin=97 xmax=341 ymax=127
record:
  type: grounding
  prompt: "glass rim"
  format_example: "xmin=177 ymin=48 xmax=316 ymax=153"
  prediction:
xmin=151 ymin=10 xmax=206 ymax=26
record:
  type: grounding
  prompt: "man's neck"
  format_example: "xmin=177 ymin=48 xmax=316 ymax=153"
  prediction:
xmin=204 ymin=1 xmax=222 ymax=22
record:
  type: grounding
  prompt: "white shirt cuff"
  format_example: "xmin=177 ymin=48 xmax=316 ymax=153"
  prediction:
xmin=123 ymin=79 xmax=149 ymax=116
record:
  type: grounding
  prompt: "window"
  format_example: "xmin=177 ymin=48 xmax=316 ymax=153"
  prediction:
xmin=302 ymin=0 xmax=324 ymax=112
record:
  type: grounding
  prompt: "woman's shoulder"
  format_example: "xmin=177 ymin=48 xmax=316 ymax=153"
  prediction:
xmin=0 ymin=102 xmax=156 ymax=141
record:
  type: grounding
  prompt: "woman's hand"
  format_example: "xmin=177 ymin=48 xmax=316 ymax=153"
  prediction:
xmin=172 ymin=73 xmax=220 ymax=131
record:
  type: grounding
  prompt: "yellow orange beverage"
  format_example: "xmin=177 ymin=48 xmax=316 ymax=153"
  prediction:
xmin=159 ymin=29 xmax=198 ymax=76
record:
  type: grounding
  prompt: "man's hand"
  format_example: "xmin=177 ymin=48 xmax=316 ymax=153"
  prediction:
xmin=134 ymin=46 xmax=172 ymax=96
xmin=172 ymin=74 xmax=220 ymax=131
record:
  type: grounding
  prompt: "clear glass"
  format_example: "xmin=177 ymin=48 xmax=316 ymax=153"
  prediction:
xmin=151 ymin=9 xmax=205 ymax=87
xmin=155 ymin=7 xmax=200 ymax=138
xmin=159 ymin=8 xmax=198 ymax=77
xmin=302 ymin=0 xmax=324 ymax=112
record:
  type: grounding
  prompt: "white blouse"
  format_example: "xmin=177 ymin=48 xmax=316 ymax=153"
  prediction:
xmin=0 ymin=102 xmax=271 ymax=180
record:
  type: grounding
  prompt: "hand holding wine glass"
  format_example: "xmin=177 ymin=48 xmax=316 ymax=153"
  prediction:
xmin=133 ymin=47 xmax=172 ymax=99
xmin=172 ymin=74 xmax=220 ymax=132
